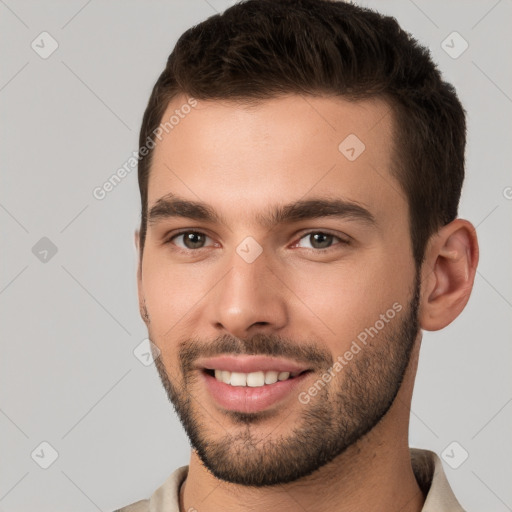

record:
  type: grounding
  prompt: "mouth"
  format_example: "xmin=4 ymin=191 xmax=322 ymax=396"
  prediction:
xmin=203 ymin=368 xmax=309 ymax=386
xmin=196 ymin=355 xmax=314 ymax=413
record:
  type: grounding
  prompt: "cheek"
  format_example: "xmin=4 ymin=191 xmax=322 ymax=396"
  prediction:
xmin=287 ymin=254 xmax=412 ymax=344
xmin=141 ymin=252 xmax=209 ymax=328
xmin=142 ymin=257 xmax=205 ymax=377
xmin=141 ymin=241 xmax=415 ymax=350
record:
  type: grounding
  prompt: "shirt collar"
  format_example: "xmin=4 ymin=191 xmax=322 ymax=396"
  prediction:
xmin=147 ymin=448 xmax=465 ymax=512
xmin=410 ymin=448 xmax=466 ymax=511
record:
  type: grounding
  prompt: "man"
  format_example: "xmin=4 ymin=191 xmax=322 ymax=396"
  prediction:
xmin=115 ymin=0 xmax=479 ymax=510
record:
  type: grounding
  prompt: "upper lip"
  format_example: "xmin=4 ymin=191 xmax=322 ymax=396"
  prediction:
xmin=196 ymin=355 xmax=311 ymax=374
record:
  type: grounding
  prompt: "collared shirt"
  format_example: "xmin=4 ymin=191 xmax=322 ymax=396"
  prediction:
xmin=113 ymin=448 xmax=465 ymax=512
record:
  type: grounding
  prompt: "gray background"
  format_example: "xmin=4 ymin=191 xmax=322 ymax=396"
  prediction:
xmin=1 ymin=0 xmax=511 ymax=510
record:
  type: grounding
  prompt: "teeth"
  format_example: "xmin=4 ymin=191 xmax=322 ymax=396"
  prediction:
xmin=264 ymin=371 xmax=278 ymax=385
xmin=212 ymin=369 xmax=300 ymax=387
xmin=230 ymin=372 xmax=247 ymax=386
xmin=246 ymin=371 xmax=265 ymax=387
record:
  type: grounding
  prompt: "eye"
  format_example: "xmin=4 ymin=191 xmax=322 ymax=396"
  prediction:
xmin=295 ymin=231 xmax=349 ymax=251
xmin=167 ymin=231 xmax=214 ymax=250
xmin=165 ymin=230 xmax=349 ymax=253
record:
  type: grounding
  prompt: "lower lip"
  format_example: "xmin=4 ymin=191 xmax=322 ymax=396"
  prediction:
xmin=201 ymin=371 xmax=311 ymax=413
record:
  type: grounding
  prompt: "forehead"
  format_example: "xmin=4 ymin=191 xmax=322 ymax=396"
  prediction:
xmin=147 ymin=94 xmax=406 ymax=228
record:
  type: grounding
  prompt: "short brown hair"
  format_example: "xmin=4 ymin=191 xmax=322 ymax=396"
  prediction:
xmin=137 ymin=0 xmax=466 ymax=268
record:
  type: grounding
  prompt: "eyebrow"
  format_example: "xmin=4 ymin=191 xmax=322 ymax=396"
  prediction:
xmin=148 ymin=193 xmax=376 ymax=230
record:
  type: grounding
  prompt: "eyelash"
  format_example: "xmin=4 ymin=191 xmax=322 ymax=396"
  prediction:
xmin=164 ymin=230 xmax=350 ymax=254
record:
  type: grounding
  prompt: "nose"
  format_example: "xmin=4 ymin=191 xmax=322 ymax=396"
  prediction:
xmin=208 ymin=247 xmax=288 ymax=339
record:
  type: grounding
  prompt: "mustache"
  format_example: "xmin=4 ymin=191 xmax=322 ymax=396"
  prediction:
xmin=178 ymin=333 xmax=332 ymax=373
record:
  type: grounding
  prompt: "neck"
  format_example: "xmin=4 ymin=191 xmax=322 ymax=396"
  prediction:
xmin=181 ymin=342 xmax=424 ymax=512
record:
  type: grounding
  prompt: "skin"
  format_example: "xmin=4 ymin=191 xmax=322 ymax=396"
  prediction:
xmin=135 ymin=94 xmax=479 ymax=512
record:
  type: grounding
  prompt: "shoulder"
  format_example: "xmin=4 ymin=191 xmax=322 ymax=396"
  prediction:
xmin=112 ymin=465 xmax=188 ymax=512
xmin=112 ymin=499 xmax=149 ymax=512
xmin=410 ymin=448 xmax=466 ymax=512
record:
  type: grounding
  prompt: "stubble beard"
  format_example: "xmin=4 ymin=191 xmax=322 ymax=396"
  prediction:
xmin=151 ymin=276 xmax=420 ymax=486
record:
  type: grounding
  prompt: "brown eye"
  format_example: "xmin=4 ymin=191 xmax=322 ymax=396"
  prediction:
xmin=309 ymin=232 xmax=334 ymax=249
xmin=170 ymin=231 xmax=210 ymax=250
xmin=297 ymin=231 xmax=346 ymax=250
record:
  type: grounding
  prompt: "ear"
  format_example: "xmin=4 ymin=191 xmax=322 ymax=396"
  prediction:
xmin=419 ymin=219 xmax=479 ymax=331
xmin=134 ymin=229 xmax=148 ymax=324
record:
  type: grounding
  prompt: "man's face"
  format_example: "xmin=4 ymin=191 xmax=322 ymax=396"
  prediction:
xmin=138 ymin=94 xmax=420 ymax=485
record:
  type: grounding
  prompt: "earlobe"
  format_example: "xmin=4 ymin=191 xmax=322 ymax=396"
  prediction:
xmin=419 ymin=219 xmax=479 ymax=331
